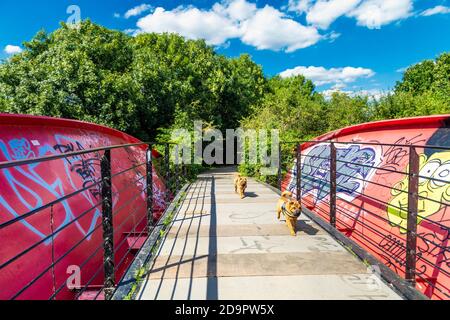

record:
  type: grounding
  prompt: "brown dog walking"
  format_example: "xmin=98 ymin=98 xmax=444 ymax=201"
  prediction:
xmin=277 ymin=191 xmax=301 ymax=236
xmin=234 ymin=174 xmax=247 ymax=199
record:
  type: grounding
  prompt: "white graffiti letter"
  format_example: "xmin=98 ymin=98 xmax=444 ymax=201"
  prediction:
xmin=66 ymin=265 xmax=81 ymax=290
xmin=67 ymin=5 xmax=81 ymax=28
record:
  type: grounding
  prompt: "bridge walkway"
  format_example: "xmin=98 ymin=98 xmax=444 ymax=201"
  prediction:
xmin=137 ymin=167 xmax=401 ymax=300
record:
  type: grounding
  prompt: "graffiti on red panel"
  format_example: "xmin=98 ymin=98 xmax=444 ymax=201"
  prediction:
xmin=0 ymin=135 xmax=111 ymax=243
xmin=0 ymin=134 xmax=167 ymax=244
xmin=285 ymin=126 xmax=450 ymax=299
xmin=296 ymin=143 xmax=382 ymax=203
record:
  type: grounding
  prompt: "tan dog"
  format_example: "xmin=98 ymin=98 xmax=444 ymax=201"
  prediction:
xmin=277 ymin=191 xmax=301 ymax=236
xmin=234 ymin=174 xmax=247 ymax=199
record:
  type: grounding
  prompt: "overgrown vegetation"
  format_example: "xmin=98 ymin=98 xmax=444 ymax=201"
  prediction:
xmin=0 ymin=20 xmax=448 ymax=176
xmin=0 ymin=21 xmax=266 ymax=141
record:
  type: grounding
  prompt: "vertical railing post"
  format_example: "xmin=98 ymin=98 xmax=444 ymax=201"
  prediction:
xmin=296 ymin=144 xmax=302 ymax=202
xmin=165 ymin=143 xmax=170 ymax=203
xmin=329 ymin=142 xmax=337 ymax=228
xmin=405 ymin=146 xmax=419 ymax=286
xmin=146 ymin=145 xmax=154 ymax=230
xmin=101 ymin=149 xmax=115 ymax=300
xmin=175 ymin=145 xmax=179 ymax=193
xmin=277 ymin=144 xmax=282 ymax=190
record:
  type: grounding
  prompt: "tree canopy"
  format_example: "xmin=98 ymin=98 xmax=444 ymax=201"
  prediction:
xmin=0 ymin=20 xmax=448 ymax=145
xmin=0 ymin=20 xmax=266 ymax=140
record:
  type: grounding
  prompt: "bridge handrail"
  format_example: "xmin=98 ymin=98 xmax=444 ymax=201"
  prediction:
xmin=0 ymin=140 xmax=191 ymax=300
xmin=276 ymin=139 xmax=449 ymax=300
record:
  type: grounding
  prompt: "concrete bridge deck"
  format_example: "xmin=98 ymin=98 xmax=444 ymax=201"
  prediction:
xmin=137 ymin=167 xmax=402 ymax=300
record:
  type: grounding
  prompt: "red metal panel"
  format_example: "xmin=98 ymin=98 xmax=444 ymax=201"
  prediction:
xmin=284 ymin=115 xmax=450 ymax=300
xmin=0 ymin=114 xmax=167 ymax=300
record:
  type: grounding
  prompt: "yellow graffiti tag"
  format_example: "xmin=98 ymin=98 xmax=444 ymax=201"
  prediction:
xmin=387 ymin=151 xmax=450 ymax=233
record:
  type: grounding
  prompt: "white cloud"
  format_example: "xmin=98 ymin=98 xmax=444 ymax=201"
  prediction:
xmin=124 ymin=29 xmax=137 ymax=35
xmin=279 ymin=65 xmax=375 ymax=86
xmin=4 ymin=45 xmax=22 ymax=55
xmin=125 ymin=4 xmax=153 ymax=19
xmin=213 ymin=0 xmax=257 ymax=21
xmin=347 ymin=0 xmax=413 ymax=29
xmin=306 ymin=0 xmax=361 ymax=29
xmin=136 ymin=6 xmax=241 ymax=46
xmin=287 ymin=0 xmax=314 ymax=13
xmin=287 ymin=0 xmax=414 ymax=29
xmin=420 ymin=5 xmax=450 ymax=17
xmin=240 ymin=6 xmax=322 ymax=52
xmin=135 ymin=0 xmax=322 ymax=51
xmin=113 ymin=13 xmax=121 ymax=18
xmin=322 ymin=88 xmax=389 ymax=100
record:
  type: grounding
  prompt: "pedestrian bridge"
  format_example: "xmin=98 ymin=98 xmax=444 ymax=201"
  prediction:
xmin=0 ymin=114 xmax=448 ymax=300
xmin=135 ymin=167 xmax=401 ymax=300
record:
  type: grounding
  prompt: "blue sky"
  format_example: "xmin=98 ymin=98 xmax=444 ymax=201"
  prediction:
xmin=1 ymin=0 xmax=450 ymax=96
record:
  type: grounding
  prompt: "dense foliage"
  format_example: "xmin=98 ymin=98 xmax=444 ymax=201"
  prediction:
xmin=0 ymin=21 xmax=266 ymax=141
xmin=0 ymin=20 xmax=448 ymax=154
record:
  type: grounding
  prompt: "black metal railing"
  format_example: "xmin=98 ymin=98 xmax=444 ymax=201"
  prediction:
xmin=0 ymin=141 xmax=194 ymax=300
xmin=273 ymin=140 xmax=449 ymax=300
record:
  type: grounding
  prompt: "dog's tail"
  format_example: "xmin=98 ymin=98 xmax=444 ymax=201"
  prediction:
xmin=281 ymin=191 xmax=293 ymax=199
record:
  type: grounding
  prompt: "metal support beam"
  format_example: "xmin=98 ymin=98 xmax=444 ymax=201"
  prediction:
xmin=175 ymin=145 xmax=179 ymax=193
xmin=101 ymin=149 xmax=115 ymax=300
xmin=296 ymin=144 xmax=302 ymax=202
xmin=146 ymin=145 xmax=154 ymax=230
xmin=164 ymin=143 xmax=170 ymax=203
xmin=329 ymin=143 xmax=337 ymax=228
xmin=405 ymin=146 xmax=419 ymax=285
xmin=277 ymin=144 xmax=282 ymax=190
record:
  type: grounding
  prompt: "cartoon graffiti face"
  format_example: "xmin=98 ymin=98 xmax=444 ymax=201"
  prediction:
xmin=387 ymin=151 xmax=450 ymax=233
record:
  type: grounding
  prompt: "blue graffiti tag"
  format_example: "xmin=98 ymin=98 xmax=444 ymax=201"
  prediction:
xmin=288 ymin=144 xmax=379 ymax=202
xmin=0 ymin=136 xmax=105 ymax=244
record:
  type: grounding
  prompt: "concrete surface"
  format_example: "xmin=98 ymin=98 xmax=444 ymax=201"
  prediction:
xmin=137 ymin=167 xmax=402 ymax=300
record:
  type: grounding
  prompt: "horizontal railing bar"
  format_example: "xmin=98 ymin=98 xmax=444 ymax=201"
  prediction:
xmin=73 ymin=260 xmax=105 ymax=300
xmin=114 ymin=215 xmax=149 ymax=272
xmin=110 ymin=162 xmax=146 ymax=179
xmin=0 ymin=142 xmax=149 ymax=170
xmin=301 ymin=177 xmax=410 ymax=233
xmin=49 ymin=238 xmax=105 ymax=300
xmin=1 ymin=162 xmax=148 ymax=231
xmin=293 ymin=161 xmax=449 ymax=207
xmin=302 ymin=174 xmax=450 ymax=232
xmin=280 ymin=139 xmax=450 ymax=151
xmin=16 ymin=185 xmax=148 ymax=299
xmin=301 ymin=178 xmax=397 ymax=228
xmin=301 ymin=168 xmax=450 ymax=230
xmin=415 ymin=272 xmax=449 ymax=298
xmin=11 ymin=220 xmax=104 ymax=300
xmin=301 ymin=152 xmax=409 ymax=176
xmin=0 ymin=178 xmax=103 ymax=230
xmin=48 ymin=185 xmax=150 ymax=300
xmin=302 ymin=175 xmax=450 ymax=257
xmin=334 ymin=196 xmax=450 ymax=259
xmin=0 ymin=201 xmax=102 ymax=271
xmin=296 ymin=161 xmax=409 ymax=195
xmin=301 ymin=152 xmax=450 ymax=185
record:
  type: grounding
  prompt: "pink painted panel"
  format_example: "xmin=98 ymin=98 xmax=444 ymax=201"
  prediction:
xmin=0 ymin=114 xmax=168 ymax=300
xmin=284 ymin=115 xmax=450 ymax=300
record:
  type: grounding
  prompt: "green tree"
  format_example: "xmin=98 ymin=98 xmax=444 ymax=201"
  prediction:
xmin=325 ymin=92 xmax=371 ymax=131
xmin=0 ymin=21 xmax=267 ymax=141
